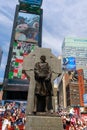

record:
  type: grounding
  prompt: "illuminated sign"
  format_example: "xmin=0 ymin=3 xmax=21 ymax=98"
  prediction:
xmin=15 ymin=12 xmax=40 ymax=44
xmin=19 ymin=0 xmax=43 ymax=7
xmin=63 ymin=57 xmax=76 ymax=71
xmin=8 ymin=41 xmax=37 ymax=79
xmin=5 ymin=4 xmax=43 ymax=83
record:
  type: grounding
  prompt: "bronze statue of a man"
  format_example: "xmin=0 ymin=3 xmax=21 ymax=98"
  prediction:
xmin=33 ymin=55 xmax=53 ymax=113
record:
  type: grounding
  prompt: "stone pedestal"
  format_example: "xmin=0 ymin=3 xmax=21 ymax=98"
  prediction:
xmin=25 ymin=115 xmax=63 ymax=130
xmin=23 ymin=48 xmax=62 ymax=130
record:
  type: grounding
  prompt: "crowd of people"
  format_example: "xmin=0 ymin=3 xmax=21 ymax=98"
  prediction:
xmin=58 ymin=107 xmax=87 ymax=130
xmin=0 ymin=101 xmax=87 ymax=130
xmin=0 ymin=101 xmax=26 ymax=130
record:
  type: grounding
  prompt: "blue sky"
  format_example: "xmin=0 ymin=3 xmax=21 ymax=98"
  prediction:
xmin=0 ymin=0 xmax=87 ymax=82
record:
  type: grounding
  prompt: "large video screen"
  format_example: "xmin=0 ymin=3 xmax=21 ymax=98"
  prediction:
xmin=5 ymin=5 xmax=42 ymax=83
xmin=19 ymin=0 xmax=42 ymax=7
xmin=62 ymin=57 xmax=76 ymax=71
xmin=8 ymin=41 xmax=37 ymax=79
xmin=15 ymin=12 xmax=40 ymax=44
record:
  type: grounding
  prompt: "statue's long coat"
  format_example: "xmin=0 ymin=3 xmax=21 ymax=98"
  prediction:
xmin=34 ymin=61 xmax=53 ymax=96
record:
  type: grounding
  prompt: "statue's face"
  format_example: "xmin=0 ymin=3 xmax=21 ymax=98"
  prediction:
xmin=40 ymin=55 xmax=46 ymax=62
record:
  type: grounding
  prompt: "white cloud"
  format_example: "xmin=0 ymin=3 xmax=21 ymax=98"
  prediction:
xmin=0 ymin=63 xmax=6 ymax=70
xmin=41 ymin=0 xmax=87 ymax=55
xmin=0 ymin=0 xmax=18 ymax=8
xmin=0 ymin=13 xmax=12 ymax=27
xmin=42 ymin=28 xmax=63 ymax=55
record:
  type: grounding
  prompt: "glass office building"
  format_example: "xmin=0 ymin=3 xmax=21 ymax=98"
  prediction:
xmin=62 ymin=37 xmax=87 ymax=79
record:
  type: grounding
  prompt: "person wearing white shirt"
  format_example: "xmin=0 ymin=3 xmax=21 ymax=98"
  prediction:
xmin=2 ymin=116 xmax=11 ymax=130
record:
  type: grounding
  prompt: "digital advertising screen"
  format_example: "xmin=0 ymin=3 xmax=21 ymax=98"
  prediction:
xmin=4 ymin=4 xmax=42 ymax=85
xmin=19 ymin=0 xmax=43 ymax=7
xmin=15 ymin=12 xmax=40 ymax=44
xmin=62 ymin=57 xmax=76 ymax=71
xmin=8 ymin=41 xmax=37 ymax=79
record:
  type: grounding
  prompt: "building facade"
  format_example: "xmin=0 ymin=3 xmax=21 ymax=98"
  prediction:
xmin=66 ymin=81 xmax=87 ymax=107
xmin=58 ymin=72 xmax=87 ymax=108
xmin=3 ymin=2 xmax=43 ymax=100
xmin=62 ymin=37 xmax=87 ymax=79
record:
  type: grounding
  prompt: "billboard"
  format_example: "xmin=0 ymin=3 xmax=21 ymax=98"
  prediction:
xmin=4 ymin=5 xmax=43 ymax=83
xmin=8 ymin=41 xmax=37 ymax=79
xmin=19 ymin=0 xmax=43 ymax=7
xmin=2 ymin=2 xmax=43 ymax=100
xmin=15 ymin=12 xmax=40 ymax=44
xmin=62 ymin=57 xmax=76 ymax=71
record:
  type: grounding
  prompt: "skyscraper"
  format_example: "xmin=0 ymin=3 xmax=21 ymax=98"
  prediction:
xmin=62 ymin=37 xmax=87 ymax=79
xmin=3 ymin=1 xmax=43 ymax=100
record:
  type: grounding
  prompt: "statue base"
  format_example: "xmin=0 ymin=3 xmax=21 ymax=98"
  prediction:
xmin=25 ymin=115 xmax=63 ymax=130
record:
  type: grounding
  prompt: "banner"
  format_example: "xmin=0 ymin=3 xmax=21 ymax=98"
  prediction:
xmin=77 ymin=69 xmax=85 ymax=106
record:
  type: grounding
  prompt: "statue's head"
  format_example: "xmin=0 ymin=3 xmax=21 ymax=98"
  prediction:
xmin=40 ymin=55 xmax=46 ymax=62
